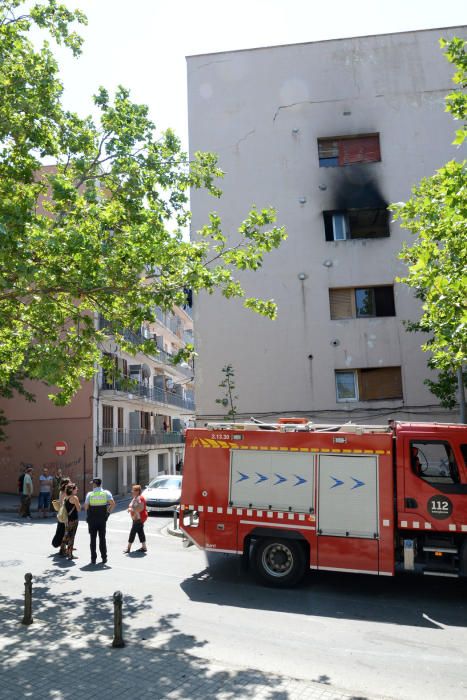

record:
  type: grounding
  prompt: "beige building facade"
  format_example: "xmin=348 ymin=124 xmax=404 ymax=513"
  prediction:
xmin=187 ymin=27 xmax=466 ymax=423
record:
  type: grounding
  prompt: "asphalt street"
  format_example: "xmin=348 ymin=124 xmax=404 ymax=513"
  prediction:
xmin=0 ymin=503 xmax=466 ymax=700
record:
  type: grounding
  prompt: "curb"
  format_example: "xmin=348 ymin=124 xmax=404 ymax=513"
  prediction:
xmin=166 ymin=525 xmax=185 ymax=538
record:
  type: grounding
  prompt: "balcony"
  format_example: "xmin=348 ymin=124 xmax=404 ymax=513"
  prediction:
xmin=99 ymin=379 xmax=195 ymax=412
xmin=99 ymin=319 xmax=193 ymax=379
xmin=99 ymin=429 xmax=185 ymax=451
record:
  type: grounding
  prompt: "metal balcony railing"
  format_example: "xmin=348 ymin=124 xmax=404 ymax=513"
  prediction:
xmin=98 ymin=320 xmax=193 ymax=378
xmin=100 ymin=429 xmax=185 ymax=449
xmin=99 ymin=380 xmax=195 ymax=411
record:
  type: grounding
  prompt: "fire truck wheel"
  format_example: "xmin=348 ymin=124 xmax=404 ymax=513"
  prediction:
xmin=253 ymin=538 xmax=306 ymax=587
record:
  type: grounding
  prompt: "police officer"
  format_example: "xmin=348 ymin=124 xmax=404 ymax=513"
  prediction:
xmin=84 ymin=477 xmax=115 ymax=565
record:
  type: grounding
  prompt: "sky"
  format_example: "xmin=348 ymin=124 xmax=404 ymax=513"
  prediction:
xmin=50 ymin=0 xmax=466 ymax=150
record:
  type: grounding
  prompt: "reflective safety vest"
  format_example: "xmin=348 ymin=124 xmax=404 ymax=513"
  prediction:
xmin=88 ymin=489 xmax=108 ymax=506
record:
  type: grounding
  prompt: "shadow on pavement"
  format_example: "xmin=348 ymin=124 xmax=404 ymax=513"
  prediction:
xmin=0 ymin=569 xmax=366 ymax=700
xmin=179 ymin=552 xmax=467 ymax=630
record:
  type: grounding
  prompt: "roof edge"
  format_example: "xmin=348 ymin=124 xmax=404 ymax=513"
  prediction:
xmin=186 ymin=24 xmax=466 ymax=61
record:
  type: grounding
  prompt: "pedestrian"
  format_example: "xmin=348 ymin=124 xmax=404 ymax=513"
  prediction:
xmin=19 ymin=466 xmax=33 ymax=518
xmin=84 ymin=477 xmax=115 ymax=565
xmin=38 ymin=467 xmax=53 ymax=518
xmin=52 ymin=477 xmax=70 ymax=553
xmin=123 ymin=484 xmax=148 ymax=554
xmin=17 ymin=467 xmax=26 ymax=513
xmin=61 ymin=483 xmax=81 ymax=560
xmin=50 ymin=468 xmax=63 ymax=511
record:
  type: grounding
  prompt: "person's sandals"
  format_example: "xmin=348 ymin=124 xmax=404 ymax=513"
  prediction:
xmin=123 ymin=548 xmax=130 ymax=553
xmin=137 ymin=547 xmax=147 ymax=553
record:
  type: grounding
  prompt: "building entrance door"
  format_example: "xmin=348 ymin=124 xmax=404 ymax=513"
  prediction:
xmin=136 ymin=454 xmax=149 ymax=487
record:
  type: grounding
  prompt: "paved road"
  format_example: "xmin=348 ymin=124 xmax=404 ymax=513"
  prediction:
xmin=0 ymin=505 xmax=466 ymax=700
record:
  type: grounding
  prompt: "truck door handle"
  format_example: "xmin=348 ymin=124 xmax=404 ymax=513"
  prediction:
xmin=405 ymin=497 xmax=418 ymax=509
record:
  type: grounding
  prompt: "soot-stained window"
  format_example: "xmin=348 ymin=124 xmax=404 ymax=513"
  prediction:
xmin=318 ymin=134 xmax=381 ymax=167
xmin=323 ymin=208 xmax=389 ymax=241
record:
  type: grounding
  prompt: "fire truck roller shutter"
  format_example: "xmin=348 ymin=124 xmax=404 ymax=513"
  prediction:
xmin=229 ymin=451 xmax=315 ymax=512
xmin=318 ymin=454 xmax=379 ymax=538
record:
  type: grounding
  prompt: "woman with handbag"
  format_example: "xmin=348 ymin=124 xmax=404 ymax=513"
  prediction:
xmin=123 ymin=484 xmax=148 ymax=554
xmin=52 ymin=478 xmax=70 ymax=553
xmin=61 ymin=483 xmax=81 ymax=560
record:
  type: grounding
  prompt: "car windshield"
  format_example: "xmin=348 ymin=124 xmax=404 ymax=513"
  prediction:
xmin=148 ymin=477 xmax=181 ymax=489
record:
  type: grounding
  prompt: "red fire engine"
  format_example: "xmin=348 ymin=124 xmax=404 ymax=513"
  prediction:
xmin=179 ymin=419 xmax=467 ymax=586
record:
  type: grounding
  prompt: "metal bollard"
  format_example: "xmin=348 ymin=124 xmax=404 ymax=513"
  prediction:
xmin=173 ymin=507 xmax=179 ymax=531
xmin=21 ymin=573 xmax=33 ymax=625
xmin=112 ymin=590 xmax=125 ymax=648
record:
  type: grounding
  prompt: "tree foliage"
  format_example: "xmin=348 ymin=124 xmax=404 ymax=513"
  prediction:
xmin=0 ymin=1 xmax=286 ymax=409
xmin=390 ymin=37 xmax=467 ymax=408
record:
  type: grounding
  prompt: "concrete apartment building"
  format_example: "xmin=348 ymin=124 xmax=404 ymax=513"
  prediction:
xmin=187 ymin=26 xmax=466 ymax=424
xmin=0 ymin=307 xmax=194 ymax=497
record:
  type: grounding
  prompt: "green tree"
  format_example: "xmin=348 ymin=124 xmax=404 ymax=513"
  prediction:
xmin=215 ymin=365 xmax=238 ymax=421
xmin=390 ymin=38 xmax=467 ymax=410
xmin=0 ymin=1 xmax=286 ymax=416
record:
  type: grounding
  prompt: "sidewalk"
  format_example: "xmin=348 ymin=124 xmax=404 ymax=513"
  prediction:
xmin=0 ymin=610 xmax=383 ymax=700
xmin=0 ymin=491 xmax=34 ymax=513
xmin=0 ymin=491 xmax=130 ymax=514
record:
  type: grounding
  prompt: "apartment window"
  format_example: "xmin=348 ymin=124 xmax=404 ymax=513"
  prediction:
xmin=335 ymin=367 xmax=402 ymax=402
xmin=140 ymin=411 xmax=150 ymax=431
xmin=329 ymin=286 xmax=395 ymax=320
xmin=324 ymin=208 xmax=389 ymax=241
xmin=318 ymin=134 xmax=381 ymax=167
xmin=103 ymin=405 xmax=113 ymax=429
xmin=102 ymin=404 xmax=114 ymax=445
xmin=335 ymin=371 xmax=358 ymax=400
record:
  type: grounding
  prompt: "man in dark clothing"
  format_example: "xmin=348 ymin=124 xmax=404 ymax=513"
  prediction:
xmin=84 ymin=478 xmax=115 ymax=565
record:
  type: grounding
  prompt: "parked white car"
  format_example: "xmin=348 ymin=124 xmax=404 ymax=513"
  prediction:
xmin=142 ymin=475 xmax=182 ymax=513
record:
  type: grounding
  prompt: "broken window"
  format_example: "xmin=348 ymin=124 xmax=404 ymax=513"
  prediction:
xmin=335 ymin=367 xmax=402 ymax=402
xmin=329 ymin=286 xmax=395 ymax=319
xmin=318 ymin=134 xmax=381 ymax=167
xmin=323 ymin=208 xmax=389 ymax=241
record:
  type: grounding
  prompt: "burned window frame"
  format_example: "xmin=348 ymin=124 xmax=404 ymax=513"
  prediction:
xmin=317 ymin=133 xmax=381 ymax=168
xmin=323 ymin=208 xmax=390 ymax=241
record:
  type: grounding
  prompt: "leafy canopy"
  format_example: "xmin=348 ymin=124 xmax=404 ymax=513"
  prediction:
xmin=0 ymin=1 xmax=286 ymax=406
xmin=390 ymin=38 xmax=467 ymax=408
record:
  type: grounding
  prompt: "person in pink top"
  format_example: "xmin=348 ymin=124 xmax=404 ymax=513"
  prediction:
xmin=123 ymin=484 xmax=148 ymax=554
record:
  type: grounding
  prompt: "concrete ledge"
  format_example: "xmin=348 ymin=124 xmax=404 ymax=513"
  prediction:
xmin=166 ymin=524 xmax=185 ymax=538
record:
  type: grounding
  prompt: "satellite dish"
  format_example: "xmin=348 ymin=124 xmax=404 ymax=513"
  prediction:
xmin=142 ymin=363 xmax=151 ymax=379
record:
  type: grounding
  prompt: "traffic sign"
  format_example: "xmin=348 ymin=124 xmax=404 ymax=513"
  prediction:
xmin=54 ymin=441 xmax=68 ymax=456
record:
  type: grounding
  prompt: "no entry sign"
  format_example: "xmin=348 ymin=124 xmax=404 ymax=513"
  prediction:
xmin=54 ymin=441 xmax=68 ymax=456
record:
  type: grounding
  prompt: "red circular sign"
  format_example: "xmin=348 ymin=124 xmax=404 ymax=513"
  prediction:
xmin=54 ymin=441 xmax=68 ymax=456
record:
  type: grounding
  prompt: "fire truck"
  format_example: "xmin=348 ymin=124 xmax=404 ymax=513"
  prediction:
xmin=179 ymin=419 xmax=467 ymax=586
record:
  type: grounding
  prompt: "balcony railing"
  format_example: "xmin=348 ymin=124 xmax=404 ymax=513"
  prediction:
xmin=100 ymin=429 xmax=185 ymax=449
xmin=99 ymin=320 xmax=193 ymax=378
xmin=100 ymin=380 xmax=195 ymax=411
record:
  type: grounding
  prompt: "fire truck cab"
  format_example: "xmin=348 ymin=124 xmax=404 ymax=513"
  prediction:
xmin=180 ymin=420 xmax=467 ymax=586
